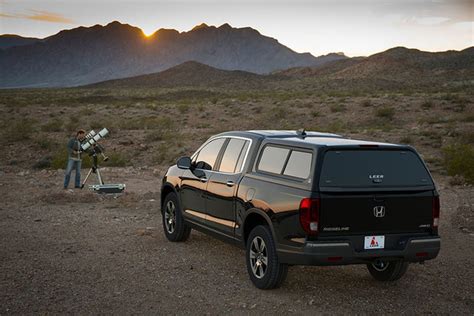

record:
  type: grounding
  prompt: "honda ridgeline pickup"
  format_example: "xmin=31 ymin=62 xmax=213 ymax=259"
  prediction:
xmin=161 ymin=130 xmax=441 ymax=289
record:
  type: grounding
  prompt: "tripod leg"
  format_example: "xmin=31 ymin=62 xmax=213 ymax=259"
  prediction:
xmin=96 ymin=168 xmax=104 ymax=185
xmin=81 ymin=168 xmax=93 ymax=189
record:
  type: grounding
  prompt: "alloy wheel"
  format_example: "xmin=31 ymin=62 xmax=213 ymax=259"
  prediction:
xmin=249 ymin=236 xmax=268 ymax=279
xmin=164 ymin=200 xmax=176 ymax=234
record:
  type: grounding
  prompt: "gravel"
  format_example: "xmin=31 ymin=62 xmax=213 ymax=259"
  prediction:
xmin=1 ymin=168 xmax=473 ymax=314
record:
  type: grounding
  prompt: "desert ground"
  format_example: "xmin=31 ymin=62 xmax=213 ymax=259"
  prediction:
xmin=0 ymin=86 xmax=473 ymax=314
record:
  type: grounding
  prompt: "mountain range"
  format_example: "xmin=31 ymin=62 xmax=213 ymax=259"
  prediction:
xmin=0 ymin=21 xmax=346 ymax=88
xmin=1 ymin=21 xmax=472 ymax=89
xmin=90 ymin=46 xmax=473 ymax=91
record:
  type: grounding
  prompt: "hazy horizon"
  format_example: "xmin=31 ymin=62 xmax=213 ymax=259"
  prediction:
xmin=1 ymin=0 xmax=472 ymax=57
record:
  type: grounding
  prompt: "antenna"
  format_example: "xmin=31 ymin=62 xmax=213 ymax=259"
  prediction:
xmin=296 ymin=128 xmax=307 ymax=138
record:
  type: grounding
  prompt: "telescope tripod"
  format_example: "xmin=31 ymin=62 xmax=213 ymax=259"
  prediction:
xmin=81 ymin=153 xmax=104 ymax=188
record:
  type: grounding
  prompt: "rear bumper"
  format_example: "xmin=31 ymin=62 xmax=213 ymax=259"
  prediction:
xmin=277 ymin=236 xmax=440 ymax=265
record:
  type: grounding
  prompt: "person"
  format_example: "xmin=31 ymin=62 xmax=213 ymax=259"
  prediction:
xmin=64 ymin=129 xmax=86 ymax=189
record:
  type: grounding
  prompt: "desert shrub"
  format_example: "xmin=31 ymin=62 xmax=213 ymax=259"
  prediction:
xmin=37 ymin=138 xmax=56 ymax=150
xmin=177 ymin=103 xmax=190 ymax=114
xmin=421 ymin=100 xmax=433 ymax=109
xmin=361 ymin=99 xmax=372 ymax=107
xmin=145 ymin=130 xmax=175 ymax=142
xmin=330 ymin=103 xmax=346 ymax=113
xmin=400 ymin=136 xmax=413 ymax=144
xmin=119 ymin=116 xmax=174 ymax=131
xmin=253 ymin=105 xmax=263 ymax=114
xmin=32 ymin=156 xmax=52 ymax=169
xmin=41 ymin=119 xmax=63 ymax=132
xmin=273 ymin=107 xmax=288 ymax=119
xmin=442 ymin=143 xmax=474 ymax=184
xmin=4 ymin=119 xmax=36 ymax=142
xmin=105 ymin=151 xmax=129 ymax=167
xmin=154 ymin=143 xmax=174 ymax=165
xmin=375 ymin=107 xmax=395 ymax=120
xmin=311 ymin=110 xmax=320 ymax=118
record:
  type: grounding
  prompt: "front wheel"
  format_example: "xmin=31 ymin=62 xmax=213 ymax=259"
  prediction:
xmin=246 ymin=225 xmax=288 ymax=289
xmin=367 ymin=259 xmax=409 ymax=281
xmin=162 ymin=193 xmax=191 ymax=242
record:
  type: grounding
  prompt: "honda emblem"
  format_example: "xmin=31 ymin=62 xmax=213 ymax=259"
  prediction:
xmin=373 ymin=206 xmax=385 ymax=218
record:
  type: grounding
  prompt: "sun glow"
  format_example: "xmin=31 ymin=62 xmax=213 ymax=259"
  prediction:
xmin=141 ymin=28 xmax=155 ymax=38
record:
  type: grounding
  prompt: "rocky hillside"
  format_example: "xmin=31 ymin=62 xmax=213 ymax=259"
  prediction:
xmin=87 ymin=61 xmax=280 ymax=89
xmin=278 ymin=47 xmax=474 ymax=88
xmin=0 ymin=34 xmax=41 ymax=49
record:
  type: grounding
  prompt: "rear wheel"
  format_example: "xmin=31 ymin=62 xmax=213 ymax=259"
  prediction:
xmin=246 ymin=225 xmax=288 ymax=289
xmin=367 ymin=259 xmax=409 ymax=281
xmin=162 ymin=192 xmax=191 ymax=242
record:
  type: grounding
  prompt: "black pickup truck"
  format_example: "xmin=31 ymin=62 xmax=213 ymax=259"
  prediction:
xmin=161 ymin=130 xmax=441 ymax=289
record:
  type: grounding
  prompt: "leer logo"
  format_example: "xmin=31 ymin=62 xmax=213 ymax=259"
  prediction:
xmin=369 ymin=174 xmax=384 ymax=183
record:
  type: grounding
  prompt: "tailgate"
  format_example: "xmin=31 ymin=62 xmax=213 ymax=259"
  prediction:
xmin=317 ymin=147 xmax=436 ymax=236
xmin=319 ymin=191 xmax=434 ymax=236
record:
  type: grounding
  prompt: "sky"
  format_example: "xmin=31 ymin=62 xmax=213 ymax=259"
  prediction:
xmin=0 ymin=0 xmax=472 ymax=57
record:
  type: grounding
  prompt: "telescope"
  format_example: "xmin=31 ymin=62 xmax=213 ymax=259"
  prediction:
xmin=81 ymin=128 xmax=109 ymax=161
xmin=80 ymin=128 xmax=125 ymax=194
xmin=81 ymin=128 xmax=109 ymax=151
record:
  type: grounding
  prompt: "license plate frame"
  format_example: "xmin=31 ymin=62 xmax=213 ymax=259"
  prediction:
xmin=364 ymin=235 xmax=385 ymax=250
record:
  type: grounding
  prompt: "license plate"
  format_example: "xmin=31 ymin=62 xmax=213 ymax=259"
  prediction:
xmin=364 ymin=235 xmax=385 ymax=249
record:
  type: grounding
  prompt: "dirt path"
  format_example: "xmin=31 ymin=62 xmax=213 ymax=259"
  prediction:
xmin=1 ymin=168 xmax=473 ymax=314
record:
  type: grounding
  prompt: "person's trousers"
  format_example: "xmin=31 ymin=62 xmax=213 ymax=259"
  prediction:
xmin=64 ymin=159 xmax=81 ymax=188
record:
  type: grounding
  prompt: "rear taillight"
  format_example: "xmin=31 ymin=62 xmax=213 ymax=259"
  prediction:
xmin=299 ymin=198 xmax=320 ymax=235
xmin=432 ymin=196 xmax=440 ymax=228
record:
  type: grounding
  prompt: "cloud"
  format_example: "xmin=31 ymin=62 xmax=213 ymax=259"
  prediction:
xmin=0 ymin=13 xmax=16 ymax=18
xmin=0 ymin=10 xmax=75 ymax=24
xmin=26 ymin=10 xmax=75 ymax=24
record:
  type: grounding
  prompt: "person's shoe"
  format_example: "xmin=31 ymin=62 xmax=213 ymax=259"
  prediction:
xmin=75 ymin=186 xmax=81 ymax=189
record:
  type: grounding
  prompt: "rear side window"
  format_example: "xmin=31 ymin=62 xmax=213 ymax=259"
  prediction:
xmin=258 ymin=145 xmax=313 ymax=180
xmin=319 ymin=149 xmax=433 ymax=188
xmin=258 ymin=146 xmax=290 ymax=174
xmin=219 ymin=138 xmax=249 ymax=173
xmin=283 ymin=151 xmax=312 ymax=179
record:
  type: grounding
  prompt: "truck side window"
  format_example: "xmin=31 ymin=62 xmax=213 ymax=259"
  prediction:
xmin=283 ymin=151 xmax=312 ymax=179
xmin=219 ymin=138 xmax=249 ymax=173
xmin=257 ymin=146 xmax=290 ymax=174
xmin=195 ymin=138 xmax=226 ymax=170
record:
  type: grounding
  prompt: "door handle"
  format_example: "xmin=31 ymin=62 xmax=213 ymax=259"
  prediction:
xmin=226 ymin=180 xmax=235 ymax=187
xmin=200 ymin=177 xmax=208 ymax=183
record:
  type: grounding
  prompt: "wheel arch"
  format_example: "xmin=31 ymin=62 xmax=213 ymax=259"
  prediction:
xmin=242 ymin=208 xmax=277 ymax=246
xmin=161 ymin=183 xmax=178 ymax=211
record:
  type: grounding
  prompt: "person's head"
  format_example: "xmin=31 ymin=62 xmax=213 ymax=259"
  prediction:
xmin=76 ymin=129 xmax=86 ymax=140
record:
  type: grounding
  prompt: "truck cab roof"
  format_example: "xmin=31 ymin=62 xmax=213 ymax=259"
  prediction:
xmin=215 ymin=130 xmax=403 ymax=148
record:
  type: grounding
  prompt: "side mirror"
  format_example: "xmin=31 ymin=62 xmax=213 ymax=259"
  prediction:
xmin=177 ymin=156 xmax=192 ymax=169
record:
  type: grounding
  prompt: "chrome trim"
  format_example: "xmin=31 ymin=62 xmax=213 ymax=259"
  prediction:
xmin=185 ymin=209 xmax=206 ymax=220
xmin=191 ymin=135 xmax=253 ymax=174
xmin=410 ymin=238 xmax=440 ymax=244
xmin=305 ymin=242 xmax=350 ymax=248
xmin=290 ymin=238 xmax=305 ymax=244
xmin=185 ymin=209 xmax=236 ymax=228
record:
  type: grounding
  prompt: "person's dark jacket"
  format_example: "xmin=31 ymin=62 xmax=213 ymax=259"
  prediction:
xmin=67 ymin=137 xmax=82 ymax=161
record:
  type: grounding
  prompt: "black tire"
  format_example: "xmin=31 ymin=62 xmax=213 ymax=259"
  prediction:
xmin=367 ymin=259 xmax=409 ymax=281
xmin=162 ymin=192 xmax=191 ymax=242
xmin=246 ymin=225 xmax=288 ymax=289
